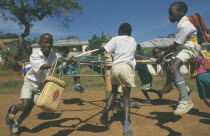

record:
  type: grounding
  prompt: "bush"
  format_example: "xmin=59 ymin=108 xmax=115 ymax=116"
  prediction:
xmin=144 ymin=48 xmax=153 ymax=57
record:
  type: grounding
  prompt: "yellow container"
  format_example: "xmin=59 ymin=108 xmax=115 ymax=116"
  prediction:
xmin=36 ymin=76 xmax=65 ymax=113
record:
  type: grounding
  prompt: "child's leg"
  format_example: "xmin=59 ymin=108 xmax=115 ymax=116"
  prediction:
xmin=169 ymin=58 xmax=190 ymax=101
xmin=141 ymin=83 xmax=151 ymax=102
xmin=148 ymin=89 xmax=162 ymax=99
xmin=122 ymin=86 xmax=131 ymax=121
xmin=73 ymin=76 xmax=85 ymax=93
xmin=100 ymin=85 xmax=118 ymax=127
xmin=169 ymin=58 xmax=193 ymax=115
xmin=203 ymin=98 xmax=210 ymax=108
xmin=15 ymin=99 xmax=35 ymax=124
xmin=74 ymin=76 xmax=80 ymax=84
xmin=106 ymin=85 xmax=119 ymax=110
xmin=122 ymin=86 xmax=133 ymax=135
xmin=161 ymin=64 xmax=174 ymax=94
xmin=6 ymin=99 xmax=34 ymax=135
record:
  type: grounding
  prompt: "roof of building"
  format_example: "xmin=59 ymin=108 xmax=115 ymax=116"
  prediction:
xmin=140 ymin=38 xmax=174 ymax=48
xmin=31 ymin=39 xmax=89 ymax=47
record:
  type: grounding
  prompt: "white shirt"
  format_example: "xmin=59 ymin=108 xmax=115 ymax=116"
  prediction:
xmin=26 ymin=50 xmax=57 ymax=83
xmin=175 ymin=16 xmax=197 ymax=48
xmin=104 ymin=35 xmax=137 ymax=71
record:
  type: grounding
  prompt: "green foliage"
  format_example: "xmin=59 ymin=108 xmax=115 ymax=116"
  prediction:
xmin=0 ymin=0 xmax=83 ymax=38
xmin=86 ymin=32 xmax=112 ymax=51
xmin=0 ymin=32 xmax=19 ymax=39
xmin=144 ymin=48 xmax=153 ymax=57
xmin=23 ymin=37 xmax=39 ymax=61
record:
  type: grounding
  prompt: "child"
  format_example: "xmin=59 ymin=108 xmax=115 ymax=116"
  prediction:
xmin=5 ymin=33 xmax=58 ymax=136
xmin=57 ymin=47 xmax=85 ymax=93
xmin=153 ymin=47 xmax=174 ymax=92
xmin=156 ymin=2 xmax=198 ymax=115
xmin=196 ymin=54 xmax=210 ymax=108
xmin=94 ymin=23 xmax=136 ymax=136
xmin=135 ymin=44 xmax=162 ymax=103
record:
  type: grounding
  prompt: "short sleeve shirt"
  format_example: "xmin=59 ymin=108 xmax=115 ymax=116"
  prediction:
xmin=175 ymin=16 xmax=197 ymax=48
xmin=26 ymin=50 xmax=57 ymax=83
xmin=104 ymin=35 xmax=137 ymax=71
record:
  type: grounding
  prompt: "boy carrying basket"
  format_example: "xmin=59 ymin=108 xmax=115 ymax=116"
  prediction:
xmin=5 ymin=33 xmax=69 ymax=136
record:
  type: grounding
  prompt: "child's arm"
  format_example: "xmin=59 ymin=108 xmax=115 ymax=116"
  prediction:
xmin=40 ymin=64 xmax=53 ymax=70
xmin=92 ymin=47 xmax=107 ymax=56
xmin=156 ymin=42 xmax=179 ymax=63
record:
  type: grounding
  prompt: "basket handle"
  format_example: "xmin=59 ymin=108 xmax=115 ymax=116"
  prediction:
xmin=50 ymin=58 xmax=59 ymax=77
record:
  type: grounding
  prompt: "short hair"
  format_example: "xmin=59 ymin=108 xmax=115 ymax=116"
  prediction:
xmin=61 ymin=46 xmax=69 ymax=52
xmin=39 ymin=33 xmax=53 ymax=42
xmin=118 ymin=23 xmax=132 ymax=36
xmin=170 ymin=2 xmax=188 ymax=14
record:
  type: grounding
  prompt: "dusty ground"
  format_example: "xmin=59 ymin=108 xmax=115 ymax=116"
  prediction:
xmin=0 ymin=89 xmax=210 ymax=136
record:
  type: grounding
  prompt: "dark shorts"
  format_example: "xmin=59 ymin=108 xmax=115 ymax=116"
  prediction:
xmin=136 ymin=64 xmax=152 ymax=84
xmin=196 ymin=72 xmax=210 ymax=99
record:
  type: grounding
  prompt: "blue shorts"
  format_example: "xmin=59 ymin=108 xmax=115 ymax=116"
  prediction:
xmin=196 ymin=72 xmax=210 ymax=99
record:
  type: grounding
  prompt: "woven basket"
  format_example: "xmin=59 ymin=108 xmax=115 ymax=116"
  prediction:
xmin=36 ymin=58 xmax=65 ymax=113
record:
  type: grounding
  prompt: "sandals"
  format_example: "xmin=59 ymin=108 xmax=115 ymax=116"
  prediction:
xmin=5 ymin=105 xmax=15 ymax=126
xmin=99 ymin=112 xmax=109 ymax=128
xmin=10 ymin=121 xmax=20 ymax=136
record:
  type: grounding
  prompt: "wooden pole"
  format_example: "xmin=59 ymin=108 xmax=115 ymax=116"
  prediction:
xmin=104 ymin=52 xmax=113 ymax=117
xmin=105 ymin=66 xmax=112 ymax=98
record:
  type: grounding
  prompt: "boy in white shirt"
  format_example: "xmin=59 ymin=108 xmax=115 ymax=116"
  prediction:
xmin=5 ymin=33 xmax=58 ymax=136
xmin=156 ymin=2 xmax=198 ymax=115
xmin=94 ymin=23 xmax=136 ymax=136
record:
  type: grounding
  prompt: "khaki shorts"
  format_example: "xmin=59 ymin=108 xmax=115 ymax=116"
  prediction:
xmin=141 ymin=83 xmax=151 ymax=90
xmin=111 ymin=63 xmax=135 ymax=88
xmin=172 ymin=46 xmax=198 ymax=64
xmin=20 ymin=77 xmax=45 ymax=103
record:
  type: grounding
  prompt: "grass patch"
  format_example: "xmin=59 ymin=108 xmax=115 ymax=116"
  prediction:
xmin=0 ymin=70 xmax=13 ymax=76
xmin=0 ymin=80 xmax=23 ymax=94
xmin=0 ymin=66 xmax=198 ymax=95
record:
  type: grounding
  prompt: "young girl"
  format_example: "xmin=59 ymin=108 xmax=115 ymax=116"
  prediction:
xmin=196 ymin=53 xmax=210 ymax=108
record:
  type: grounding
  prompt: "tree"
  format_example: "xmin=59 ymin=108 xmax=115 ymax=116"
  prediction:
xmin=86 ymin=32 xmax=112 ymax=51
xmin=0 ymin=0 xmax=83 ymax=70
xmin=0 ymin=32 xmax=19 ymax=39
xmin=0 ymin=0 xmax=82 ymax=39
xmin=23 ymin=37 xmax=39 ymax=60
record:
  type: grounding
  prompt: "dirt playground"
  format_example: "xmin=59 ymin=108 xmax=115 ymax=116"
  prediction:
xmin=0 ymin=88 xmax=210 ymax=136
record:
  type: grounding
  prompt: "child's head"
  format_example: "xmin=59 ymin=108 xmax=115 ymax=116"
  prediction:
xmin=152 ymin=47 xmax=163 ymax=58
xmin=118 ymin=23 xmax=132 ymax=36
xmin=38 ymin=33 xmax=53 ymax=56
xmin=61 ymin=46 xmax=70 ymax=57
xmin=169 ymin=2 xmax=188 ymax=23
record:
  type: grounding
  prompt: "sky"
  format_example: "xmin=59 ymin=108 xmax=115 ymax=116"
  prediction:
xmin=0 ymin=0 xmax=210 ymax=43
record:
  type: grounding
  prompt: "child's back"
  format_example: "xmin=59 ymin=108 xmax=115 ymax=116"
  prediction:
xmin=105 ymin=35 xmax=136 ymax=70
